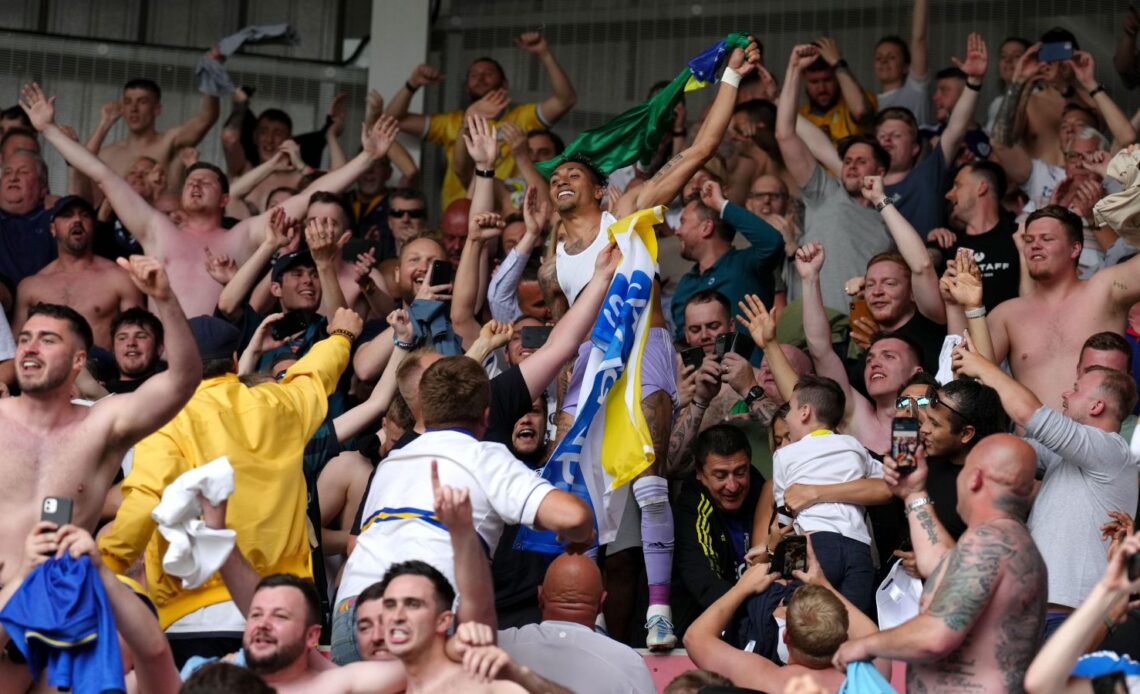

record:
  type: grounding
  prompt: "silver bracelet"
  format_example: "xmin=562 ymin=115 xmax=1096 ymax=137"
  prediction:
xmin=964 ymin=306 xmax=987 ymax=319
xmin=905 ymin=495 xmax=932 ymax=515
xmin=692 ymin=400 xmax=709 ymax=410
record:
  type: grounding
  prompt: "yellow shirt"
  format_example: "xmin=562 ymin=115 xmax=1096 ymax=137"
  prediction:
xmin=799 ymin=90 xmax=878 ymax=144
xmin=428 ymin=103 xmax=545 ymax=210
xmin=99 ymin=335 xmax=351 ymax=628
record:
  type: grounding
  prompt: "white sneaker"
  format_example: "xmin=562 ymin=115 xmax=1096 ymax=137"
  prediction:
xmin=645 ymin=613 xmax=676 ymax=651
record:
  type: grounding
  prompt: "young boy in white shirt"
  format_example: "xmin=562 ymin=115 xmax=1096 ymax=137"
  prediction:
xmin=772 ymin=375 xmax=890 ymax=614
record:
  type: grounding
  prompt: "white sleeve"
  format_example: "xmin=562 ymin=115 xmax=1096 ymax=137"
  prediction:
xmin=479 ymin=444 xmax=555 ymax=527
xmin=0 ymin=311 xmax=14 ymax=360
xmin=866 ymin=453 xmax=885 ymax=480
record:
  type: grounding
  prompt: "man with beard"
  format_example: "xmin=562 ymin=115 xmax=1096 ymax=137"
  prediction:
xmin=106 ymin=307 xmax=165 ymax=393
xmin=798 ymin=242 xmax=924 ymax=454
xmin=0 ymin=255 xmax=200 ymax=587
xmin=14 ymin=196 xmax=143 ymax=349
xmin=672 ymin=425 xmax=763 ymax=641
xmin=239 ymin=574 xmax=406 ymax=694
xmin=21 ymin=82 xmax=400 ymax=318
xmin=893 ymin=379 xmax=1009 ymax=577
xmin=776 ymin=45 xmax=893 ymax=313
xmin=986 ymin=206 xmax=1140 ymax=409
xmin=386 ymin=31 xmax=577 ymax=209
xmin=669 ymin=179 xmax=784 ymax=341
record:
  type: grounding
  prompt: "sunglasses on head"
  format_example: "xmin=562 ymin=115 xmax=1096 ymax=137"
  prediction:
xmin=389 ymin=208 xmax=426 ymax=219
xmin=896 ymin=393 xmax=970 ymax=423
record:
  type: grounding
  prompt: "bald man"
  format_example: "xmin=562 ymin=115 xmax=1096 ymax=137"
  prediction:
xmin=497 ymin=555 xmax=656 ymax=694
xmin=440 ymin=198 xmax=471 ymax=267
xmin=834 ymin=435 xmax=1048 ymax=693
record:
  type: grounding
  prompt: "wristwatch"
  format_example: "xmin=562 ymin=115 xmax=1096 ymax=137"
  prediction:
xmin=744 ymin=385 xmax=765 ymax=407
xmin=904 ymin=495 xmax=932 ymax=515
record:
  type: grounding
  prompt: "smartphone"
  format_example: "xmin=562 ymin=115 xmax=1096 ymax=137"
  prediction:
xmin=41 ymin=496 xmax=73 ymax=526
xmin=680 ymin=346 xmax=704 ymax=370
xmin=850 ymin=299 xmax=873 ymax=327
xmin=715 ymin=332 xmax=755 ymax=361
xmin=520 ymin=326 xmax=553 ymax=350
xmin=269 ymin=310 xmax=310 ymax=341
xmin=427 ymin=259 xmax=453 ymax=288
xmin=1039 ymin=41 xmax=1073 ymax=63
xmin=773 ymin=535 xmax=807 ymax=579
xmin=892 ymin=417 xmax=920 ymax=472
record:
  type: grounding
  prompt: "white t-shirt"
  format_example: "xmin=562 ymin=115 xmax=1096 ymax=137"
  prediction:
xmin=0 ymin=311 xmax=14 ymax=361
xmin=498 ymin=621 xmax=657 ymax=694
xmin=336 ymin=430 xmax=554 ymax=603
xmin=1021 ymin=158 xmax=1066 ymax=211
xmin=773 ymin=432 xmax=883 ymax=545
xmin=556 ymin=211 xmax=616 ymax=304
xmin=877 ymin=73 xmax=931 ymax=127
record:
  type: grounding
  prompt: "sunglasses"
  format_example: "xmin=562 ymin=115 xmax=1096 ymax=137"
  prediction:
xmin=389 ymin=208 xmax=426 ymax=219
xmin=747 ymin=191 xmax=786 ymax=201
xmin=896 ymin=393 xmax=970 ymax=423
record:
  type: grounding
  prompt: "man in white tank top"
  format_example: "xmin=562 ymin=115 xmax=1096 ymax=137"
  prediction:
xmin=537 ymin=36 xmax=762 ymax=650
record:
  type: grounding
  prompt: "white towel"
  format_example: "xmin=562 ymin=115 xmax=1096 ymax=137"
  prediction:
xmin=151 ymin=457 xmax=237 ymax=590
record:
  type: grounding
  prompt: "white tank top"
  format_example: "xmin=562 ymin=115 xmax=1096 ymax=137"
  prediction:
xmin=556 ymin=211 xmax=617 ymax=305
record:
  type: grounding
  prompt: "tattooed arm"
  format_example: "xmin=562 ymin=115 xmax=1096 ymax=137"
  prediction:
xmin=906 ymin=496 xmax=957 ymax=577
xmin=835 ymin=523 xmax=1010 ymax=668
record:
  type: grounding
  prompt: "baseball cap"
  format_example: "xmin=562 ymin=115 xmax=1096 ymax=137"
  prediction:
xmin=271 ymin=250 xmax=316 ymax=282
xmin=188 ymin=316 xmax=241 ymax=361
xmin=49 ymin=195 xmax=95 ymax=222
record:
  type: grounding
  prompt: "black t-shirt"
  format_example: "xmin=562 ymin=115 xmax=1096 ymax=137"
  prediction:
xmin=485 ymin=365 xmax=532 ymax=447
xmin=849 ymin=310 xmax=946 ymax=396
xmin=924 ymin=457 xmax=967 ymax=540
xmin=951 ymin=216 xmax=1020 ymax=311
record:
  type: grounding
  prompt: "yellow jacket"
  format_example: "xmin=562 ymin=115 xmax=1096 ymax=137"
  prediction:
xmin=99 ymin=335 xmax=350 ymax=628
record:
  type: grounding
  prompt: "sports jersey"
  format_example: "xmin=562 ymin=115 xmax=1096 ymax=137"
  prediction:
xmin=336 ymin=429 xmax=554 ymax=603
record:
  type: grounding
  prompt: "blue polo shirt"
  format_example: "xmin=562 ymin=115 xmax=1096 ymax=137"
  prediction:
xmin=671 ymin=202 xmax=784 ymax=341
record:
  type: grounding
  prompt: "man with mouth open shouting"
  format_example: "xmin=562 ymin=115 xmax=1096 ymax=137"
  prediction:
xmin=539 ymin=37 xmax=761 ymax=650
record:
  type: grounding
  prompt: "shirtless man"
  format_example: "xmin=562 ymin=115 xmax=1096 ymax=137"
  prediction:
xmin=14 ymin=195 xmax=143 ymax=349
xmin=796 ymin=241 xmax=922 ymax=453
xmin=97 ymin=72 xmax=219 ymax=180
xmin=538 ymin=38 xmax=760 ymax=649
xmin=987 ymin=205 xmax=1140 ymax=409
xmin=0 ymin=254 xmax=200 ymax=586
xmin=241 ymin=574 xmax=406 ymax=694
xmin=381 ymin=561 xmax=526 ymax=693
xmin=833 ymin=435 xmax=1048 ymax=692
xmin=21 ymin=83 xmax=400 ymax=317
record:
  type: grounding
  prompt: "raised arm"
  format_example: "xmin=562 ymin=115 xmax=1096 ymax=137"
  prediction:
xmin=228 ymin=142 xmax=296 ymax=202
xmin=683 ymin=564 xmax=785 ymax=690
xmin=737 ymin=294 xmax=798 ymax=401
xmin=21 ymin=83 xmax=170 ymax=250
xmin=502 ymin=122 xmax=550 ymax=201
xmin=862 ymin=176 xmax=946 ymax=323
xmin=515 ymin=31 xmax=577 ymax=125
xmin=621 ymin=37 xmax=761 ymax=215
xmin=909 ymin=0 xmax=929 ymax=80
xmin=886 ymin=451 xmax=956 ymax=577
xmin=816 ymin=37 xmax=873 ymax=123
xmin=776 ymin=45 xmax=826 ymax=188
xmin=434 ymin=461 xmax=497 ymax=630
xmin=305 ymin=217 xmax=350 ymax=317
xmin=1099 ymin=238 xmax=1140 ymax=309
xmin=451 ymin=115 xmax=500 ymax=346
xmin=991 ymin=45 xmax=1042 ymax=186
xmin=940 ymin=249 xmax=996 ymax=362
xmin=170 ymin=70 xmax=221 ymax=150
xmin=795 ymin=243 xmax=857 ymax=418
xmin=1069 ymin=51 xmax=1136 ymax=148
xmin=217 ymin=206 xmax=294 ymax=321
xmin=385 ymin=64 xmax=444 ymax=135
xmin=241 ymin=116 xmax=400 ymax=250
xmin=104 ymin=256 xmax=202 ymax=447
xmin=939 ymin=34 xmax=987 ymax=163
xmin=518 ymin=241 xmax=620 ymax=402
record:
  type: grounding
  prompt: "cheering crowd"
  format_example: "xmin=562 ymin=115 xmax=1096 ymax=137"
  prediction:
xmin=2 ymin=3 xmax=1140 ymax=692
